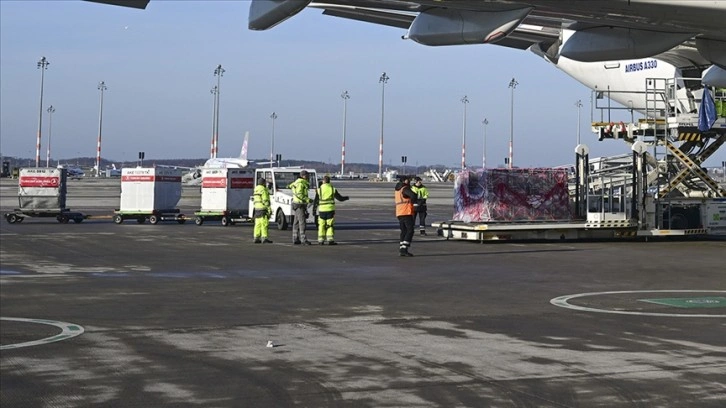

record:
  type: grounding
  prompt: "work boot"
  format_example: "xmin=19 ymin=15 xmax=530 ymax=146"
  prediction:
xmin=262 ymin=239 xmax=273 ymax=244
xmin=293 ymin=240 xmax=301 ymax=245
xmin=327 ymin=241 xmax=337 ymax=246
xmin=303 ymin=240 xmax=312 ymax=245
xmin=420 ymin=230 xmax=427 ymax=236
xmin=254 ymin=238 xmax=262 ymax=244
xmin=318 ymin=241 xmax=325 ymax=245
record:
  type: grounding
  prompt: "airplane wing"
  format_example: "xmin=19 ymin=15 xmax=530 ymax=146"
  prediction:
xmin=247 ymin=0 xmax=726 ymax=70
xmin=85 ymin=0 xmax=726 ymax=74
xmin=312 ymin=2 xmax=563 ymax=53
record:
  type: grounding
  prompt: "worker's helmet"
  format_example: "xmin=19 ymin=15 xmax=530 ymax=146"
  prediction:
xmin=300 ymin=170 xmax=308 ymax=177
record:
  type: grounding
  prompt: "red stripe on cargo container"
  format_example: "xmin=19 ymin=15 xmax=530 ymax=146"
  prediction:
xmin=122 ymin=175 xmax=155 ymax=182
xmin=122 ymin=175 xmax=182 ymax=182
xmin=19 ymin=176 xmax=60 ymax=187
xmin=202 ymin=177 xmax=227 ymax=188
xmin=231 ymin=178 xmax=253 ymax=188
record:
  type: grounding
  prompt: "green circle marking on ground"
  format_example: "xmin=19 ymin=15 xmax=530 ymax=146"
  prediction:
xmin=550 ymin=290 xmax=726 ymax=318
xmin=0 ymin=317 xmax=85 ymax=350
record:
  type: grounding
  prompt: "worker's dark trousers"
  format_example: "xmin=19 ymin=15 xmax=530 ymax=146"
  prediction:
xmin=415 ymin=208 xmax=427 ymax=230
xmin=398 ymin=215 xmax=415 ymax=252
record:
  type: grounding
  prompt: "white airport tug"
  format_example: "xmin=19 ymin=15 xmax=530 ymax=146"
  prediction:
xmin=248 ymin=167 xmax=318 ymax=230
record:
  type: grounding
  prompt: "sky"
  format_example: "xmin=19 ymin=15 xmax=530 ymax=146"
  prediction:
xmin=2 ymin=0 xmax=722 ymax=169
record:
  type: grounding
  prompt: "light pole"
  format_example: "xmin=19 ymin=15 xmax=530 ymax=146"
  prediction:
xmin=270 ymin=112 xmax=277 ymax=168
xmin=46 ymin=105 xmax=55 ymax=167
xmin=508 ymin=77 xmax=518 ymax=169
xmin=482 ymin=118 xmax=489 ymax=169
xmin=341 ymin=90 xmax=350 ymax=176
xmin=213 ymin=64 xmax=224 ymax=158
xmin=96 ymin=81 xmax=107 ymax=177
xmin=36 ymin=56 xmax=49 ymax=168
xmin=575 ymin=99 xmax=583 ymax=145
xmin=210 ymin=85 xmax=218 ymax=159
xmin=378 ymin=72 xmax=389 ymax=180
xmin=461 ymin=95 xmax=469 ymax=170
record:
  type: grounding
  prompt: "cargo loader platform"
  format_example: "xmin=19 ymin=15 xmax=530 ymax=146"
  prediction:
xmin=433 ymin=219 xmax=638 ymax=242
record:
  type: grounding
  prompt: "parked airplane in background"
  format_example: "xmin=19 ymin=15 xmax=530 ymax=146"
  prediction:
xmin=90 ymin=0 xmax=726 ymax=115
xmin=204 ymin=131 xmax=251 ymax=169
xmin=57 ymin=163 xmax=85 ymax=179
xmin=107 ymin=163 xmax=122 ymax=177
xmin=178 ymin=131 xmax=268 ymax=184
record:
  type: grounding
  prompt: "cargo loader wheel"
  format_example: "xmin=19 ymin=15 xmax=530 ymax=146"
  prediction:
xmin=276 ymin=209 xmax=288 ymax=230
xmin=177 ymin=216 xmax=186 ymax=225
xmin=149 ymin=215 xmax=159 ymax=225
xmin=57 ymin=215 xmax=70 ymax=224
xmin=6 ymin=214 xmax=18 ymax=224
xmin=113 ymin=214 xmax=124 ymax=224
xmin=195 ymin=216 xmax=204 ymax=226
xmin=73 ymin=217 xmax=83 ymax=224
xmin=221 ymin=216 xmax=230 ymax=227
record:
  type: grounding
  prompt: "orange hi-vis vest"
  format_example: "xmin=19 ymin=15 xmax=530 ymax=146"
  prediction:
xmin=395 ymin=188 xmax=414 ymax=217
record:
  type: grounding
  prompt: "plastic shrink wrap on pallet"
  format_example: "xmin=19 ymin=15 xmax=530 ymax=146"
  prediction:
xmin=453 ymin=169 xmax=572 ymax=222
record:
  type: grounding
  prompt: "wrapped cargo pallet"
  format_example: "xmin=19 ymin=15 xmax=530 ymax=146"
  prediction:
xmin=454 ymin=168 xmax=572 ymax=222
xmin=200 ymin=168 xmax=254 ymax=212
xmin=120 ymin=167 xmax=182 ymax=212
xmin=18 ymin=167 xmax=67 ymax=210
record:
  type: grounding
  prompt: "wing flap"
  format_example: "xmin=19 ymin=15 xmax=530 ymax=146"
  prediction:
xmin=84 ymin=0 xmax=149 ymax=9
xmin=315 ymin=5 xmax=414 ymax=29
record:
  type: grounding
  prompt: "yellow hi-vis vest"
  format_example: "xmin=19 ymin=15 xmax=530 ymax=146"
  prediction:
xmin=317 ymin=183 xmax=336 ymax=212
xmin=253 ymin=184 xmax=270 ymax=210
xmin=288 ymin=178 xmax=310 ymax=204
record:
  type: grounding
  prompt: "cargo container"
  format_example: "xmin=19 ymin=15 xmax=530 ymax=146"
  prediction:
xmin=194 ymin=167 xmax=254 ymax=226
xmin=113 ymin=167 xmax=185 ymax=224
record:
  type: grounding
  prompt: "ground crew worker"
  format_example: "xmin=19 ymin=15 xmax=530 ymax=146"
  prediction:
xmin=314 ymin=175 xmax=349 ymax=245
xmin=252 ymin=177 xmax=273 ymax=244
xmin=716 ymin=88 xmax=726 ymax=117
xmin=394 ymin=176 xmax=417 ymax=257
xmin=411 ymin=176 xmax=429 ymax=235
xmin=287 ymin=170 xmax=312 ymax=245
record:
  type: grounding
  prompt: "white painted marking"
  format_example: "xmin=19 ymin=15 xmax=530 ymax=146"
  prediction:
xmin=0 ymin=317 xmax=85 ymax=350
xmin=550 ymin=290 xmax=726 ymax=318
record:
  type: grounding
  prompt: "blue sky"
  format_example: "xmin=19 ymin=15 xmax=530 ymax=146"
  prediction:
xmin=4 ymin=0 xmax=713 ymax=169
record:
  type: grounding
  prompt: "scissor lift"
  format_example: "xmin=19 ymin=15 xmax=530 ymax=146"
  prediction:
xmin=591 ymin=76 xmax=726 ymax=236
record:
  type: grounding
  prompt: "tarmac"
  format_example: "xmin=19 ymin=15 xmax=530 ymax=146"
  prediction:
xmin=1 ymin=177 xmax=725 ymax=407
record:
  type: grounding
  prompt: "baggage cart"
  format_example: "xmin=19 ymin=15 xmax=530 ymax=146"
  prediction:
xmin=5 ymin=167 xmax=86 ymax=224
xmin=113 ymin=208 xmax=186 ymax=225
xmin=4 ymin=208 xmax=86 ymax=224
